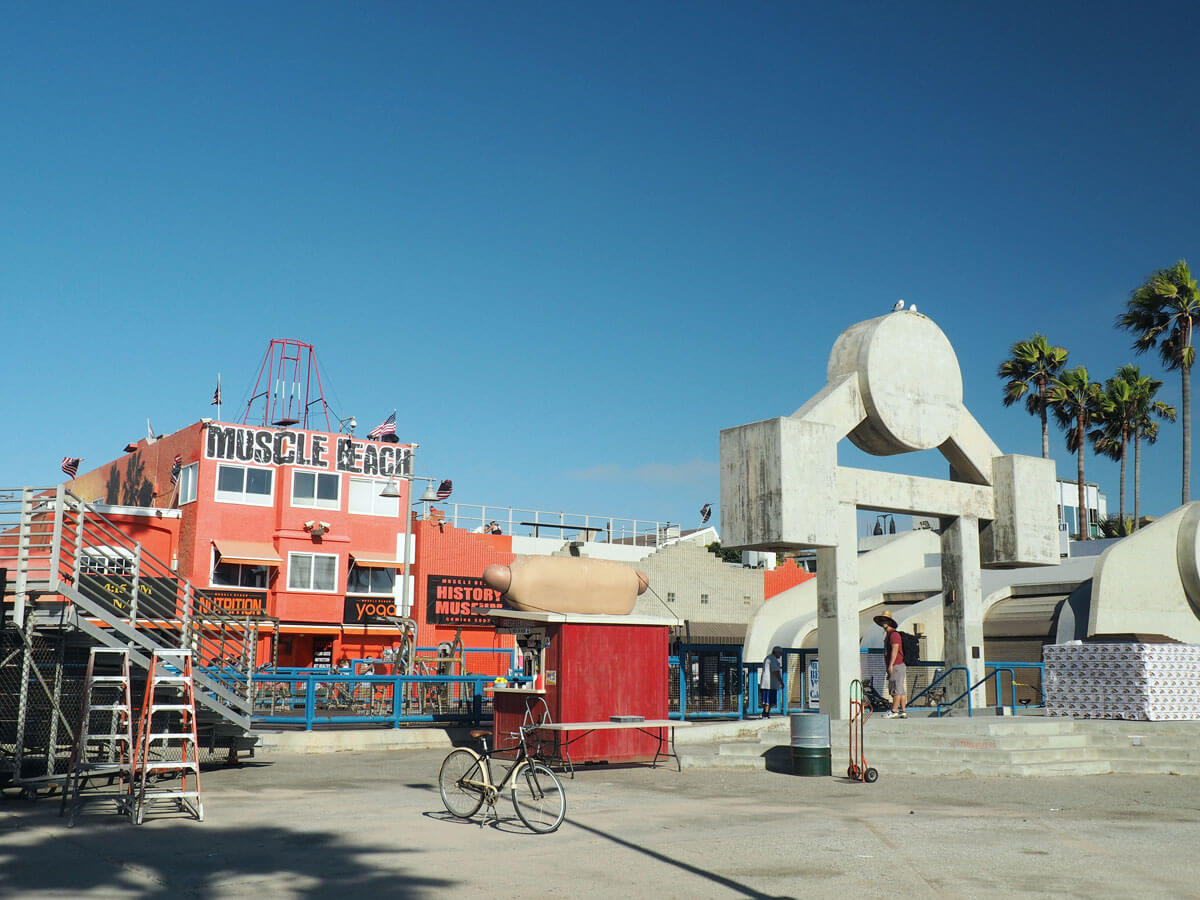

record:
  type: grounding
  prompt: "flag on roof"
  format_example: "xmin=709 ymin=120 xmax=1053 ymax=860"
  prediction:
xmin=700 ymin=503 xmax=712 ymax=525
xmin=435 ymin=479 xmax=453 ymax=500
xmin=170 ymin=455 xmax=182 ymax=486
xmin=368 ymin=411 xmax=396 ymax=440
xmin=211 ymin=374 xmax=222 ymax=406
xmin=61 ymin=457 xmax=82 ymax=479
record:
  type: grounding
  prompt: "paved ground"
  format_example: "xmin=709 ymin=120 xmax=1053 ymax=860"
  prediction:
xmin=2 ymin=750 xmax=1199 ymax=899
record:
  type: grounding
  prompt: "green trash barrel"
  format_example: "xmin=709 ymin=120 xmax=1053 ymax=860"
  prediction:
xmin=789 ymin=713 xmax=831 ymax=776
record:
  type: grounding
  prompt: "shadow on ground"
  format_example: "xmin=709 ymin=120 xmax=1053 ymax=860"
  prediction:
xmin=0 ymin=798 xmax=453 ymax=898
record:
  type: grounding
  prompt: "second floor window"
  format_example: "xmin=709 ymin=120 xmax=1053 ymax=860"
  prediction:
xmin=215 ymin=464 xmax=273 ymax=506
xmin=178 ymin=463 xmax=198 ymax=505
xmin=293 ymin=470 xmax=340 ymax=510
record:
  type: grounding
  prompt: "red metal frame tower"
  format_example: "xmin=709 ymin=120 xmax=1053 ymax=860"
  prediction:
xmin=240 ymin=339 xmax=332 ymax=431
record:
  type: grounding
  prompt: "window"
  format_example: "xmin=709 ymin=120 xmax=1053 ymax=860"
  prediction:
xmin=349 ymin=477 xmax=399 ymax=517
xmin=666 ymin=592 xmax=675 ymax=603
xmin=743 ymin=595 xmax=751 ymax=605
xmin=347 ymin=563 xmax=395 ymax=595
xmin=700 ymin=593 xmax=709 ymax=605
xmin=292 ymin=470 xmax=340 ymax=510
xmin=178 ymin=463 xmax=198 ymax=505
xmin=80 ymin=550 xmax=133 ymax=576
xmin=287 ymin=552 xmax=338 ymax=592
xmin=213 ymin=561 xmax=268 ymax=589
xmin=215 ymin=464 xmax=273 ymax=506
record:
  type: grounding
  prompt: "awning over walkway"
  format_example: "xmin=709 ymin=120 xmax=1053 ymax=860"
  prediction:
xmin=349 ymin=552 xmax=405 ymax=568
xmin=213 ymin=540 xmax=283 ymax=566
xmin=671 ymin=622 xmax=747 ymax=645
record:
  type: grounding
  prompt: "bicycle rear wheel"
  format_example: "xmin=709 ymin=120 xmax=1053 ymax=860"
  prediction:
xmin=438 ymin=749 xmax=486 ymax=818
xmin=511 ymin=761 xmax=565 ymax=834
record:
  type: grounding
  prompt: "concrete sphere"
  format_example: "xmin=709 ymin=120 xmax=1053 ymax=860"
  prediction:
xmin=827 ymin=311 xmax=963 ymax=455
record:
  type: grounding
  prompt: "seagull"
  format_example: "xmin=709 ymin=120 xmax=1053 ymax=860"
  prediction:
xmin=908 ymin=303 xmax=918 ymax=312
xmin=892 ymin=299 xmax=905 ymax=311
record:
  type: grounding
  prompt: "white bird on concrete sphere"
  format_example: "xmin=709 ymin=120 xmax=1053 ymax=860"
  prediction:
xmin=909 ymin=303 xmax=918 ymax=312
xmin=892 ymin=299 xmax=904 ymax=311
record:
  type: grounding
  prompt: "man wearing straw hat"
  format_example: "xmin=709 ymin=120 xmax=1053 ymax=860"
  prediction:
xmin=873 ymin=610 xmax=907 ymax=718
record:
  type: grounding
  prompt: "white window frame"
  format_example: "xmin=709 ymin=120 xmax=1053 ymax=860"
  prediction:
xmin=214 ymin=463 xmax=274 ymax=507
xmin=178 ymin=462 xmax=199 ymax=505
xmin=291 ymin=468 xmax=341 ymax=511
xmin=287 ymin=551 xmax=339 ymax=593
xmin=348 ymin=476 xmax=400 ymax=517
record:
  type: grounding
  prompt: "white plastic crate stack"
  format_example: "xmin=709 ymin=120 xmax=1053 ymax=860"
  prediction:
xmin=1044 ymin=641 xmax=1200 ymax=721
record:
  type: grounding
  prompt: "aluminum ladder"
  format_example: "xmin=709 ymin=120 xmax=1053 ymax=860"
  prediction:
xmin=60 ymin=647 xmax=135 ymax=825
xmin=131 ymin=649 xmax=204 ymax=824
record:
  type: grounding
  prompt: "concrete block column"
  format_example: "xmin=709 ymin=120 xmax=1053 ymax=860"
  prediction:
xmin=941 ymin=515 xmax=986 ymax=708
xmin=817 ymin=502 xmax=860 ymax=720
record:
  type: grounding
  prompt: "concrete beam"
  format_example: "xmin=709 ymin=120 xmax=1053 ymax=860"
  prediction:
xmin=836 ymin=467 xmax=995 ymax=519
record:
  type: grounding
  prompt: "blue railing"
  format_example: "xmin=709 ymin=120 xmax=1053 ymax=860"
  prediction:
xmin=251 ymin=671 xmax=532 ymax=730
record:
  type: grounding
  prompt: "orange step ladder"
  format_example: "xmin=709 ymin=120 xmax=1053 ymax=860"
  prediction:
xmin=131 ymin=649 xmax=204 ymax=824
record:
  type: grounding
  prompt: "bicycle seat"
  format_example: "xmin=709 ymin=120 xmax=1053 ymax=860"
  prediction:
xmin=469 ymin=729 xmax=491 ymax=739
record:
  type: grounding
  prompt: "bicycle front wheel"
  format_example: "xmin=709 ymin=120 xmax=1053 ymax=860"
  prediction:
xmin=511 ymin=761 xmax=565 ymax=834
xmin=438 ymin=749 xmax=486 ymax=818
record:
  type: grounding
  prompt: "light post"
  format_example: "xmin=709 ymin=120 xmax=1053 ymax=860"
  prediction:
xmin=380 ymin=457 xmax=442 ymax=618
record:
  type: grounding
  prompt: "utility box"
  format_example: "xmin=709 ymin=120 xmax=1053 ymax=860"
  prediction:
xmin=491 ymin=611 xmax=672 ymax=764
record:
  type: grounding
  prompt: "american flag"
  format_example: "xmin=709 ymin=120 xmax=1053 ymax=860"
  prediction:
xmin=211 ymin=374 xmax=222 ymax=406
xmin=435 ymin=479 xmax=453 ymax=500
xmin=368 ymin=411 xmax=396 ymax=440
xmin=700 ymin=503 xmax=712 ymax=524
xmin=170 ymin=455 xmax=182 ymax=485
xmin=61 ymin=457 xmax=82 ymax=479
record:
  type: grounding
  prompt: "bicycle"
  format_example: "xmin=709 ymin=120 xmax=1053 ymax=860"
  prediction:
xmin=437 ymin=725 xmax=566 ymax=834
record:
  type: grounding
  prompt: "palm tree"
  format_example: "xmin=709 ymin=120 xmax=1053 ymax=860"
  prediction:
xmin=1089 ymin=371 xmax=1137 ymax=525
xmin=1116 ymin=261 xmax=1200 ymax=503
xmin=1048 ymin=366 xmax=1102 ymax=539
xmin=998 ymin=334 xmax=1069 ymax=459
xmin=1131 ymin=379 xmax=1176 ymax=528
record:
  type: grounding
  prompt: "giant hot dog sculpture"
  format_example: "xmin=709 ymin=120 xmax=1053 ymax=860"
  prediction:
xmin=482 ymin=555 xmax=650 ymax=616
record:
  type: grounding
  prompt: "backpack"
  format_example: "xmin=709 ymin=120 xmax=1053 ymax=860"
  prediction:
xmin=899 ymin=630 xmax=920 ymax=664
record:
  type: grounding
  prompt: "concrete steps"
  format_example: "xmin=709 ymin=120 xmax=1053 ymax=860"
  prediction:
xmin=676 ymin=715 xmax=1200 ymax=777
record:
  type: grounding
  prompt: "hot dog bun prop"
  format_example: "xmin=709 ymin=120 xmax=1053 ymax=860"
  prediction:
xmin=482 ymin=556 xmax=650 ymax=615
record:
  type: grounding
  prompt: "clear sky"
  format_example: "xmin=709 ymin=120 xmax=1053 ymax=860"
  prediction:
xmin=5 ymin=2 xmax=1200 ymax=536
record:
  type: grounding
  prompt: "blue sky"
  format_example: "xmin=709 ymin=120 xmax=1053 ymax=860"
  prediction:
xmin=4 ymin=2 xmax=1200 ymax=535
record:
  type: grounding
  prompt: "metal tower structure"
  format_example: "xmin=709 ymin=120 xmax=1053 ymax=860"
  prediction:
xmin=240 ymin=338 xmax=332 ymax=431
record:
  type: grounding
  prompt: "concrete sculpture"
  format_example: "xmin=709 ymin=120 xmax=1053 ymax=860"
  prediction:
xmin=721 ymin=310 xmax=1058 ymax=717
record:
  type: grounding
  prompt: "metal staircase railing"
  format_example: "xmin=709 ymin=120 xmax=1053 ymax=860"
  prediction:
xmin=0 ymin=486 xmax=254 ymax=730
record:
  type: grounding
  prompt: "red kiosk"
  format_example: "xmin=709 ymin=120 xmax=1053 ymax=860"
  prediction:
xmin=490 ymin=610 xmax=680 ymax=767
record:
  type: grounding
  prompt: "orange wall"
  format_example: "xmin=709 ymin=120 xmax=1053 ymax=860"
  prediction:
xmin=763 ymin=558 xmax=814 ymax=599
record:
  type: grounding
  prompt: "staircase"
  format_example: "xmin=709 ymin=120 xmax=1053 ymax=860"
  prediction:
xmin=676 ymin=715 xmax=1200 ymax=776
xmin=0 ymin=486 xmax=256 ymax=737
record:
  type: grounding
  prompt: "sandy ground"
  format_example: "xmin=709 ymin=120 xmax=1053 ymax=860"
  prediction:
xmin=2 ymin=749 xmax=1199 ymax=899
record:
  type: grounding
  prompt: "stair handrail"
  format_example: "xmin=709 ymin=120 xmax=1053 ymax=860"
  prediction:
xmin=935 ymin=666 xmax=1019 ymax=717
xmin=909 ymin=665 xmax=967 ymax=709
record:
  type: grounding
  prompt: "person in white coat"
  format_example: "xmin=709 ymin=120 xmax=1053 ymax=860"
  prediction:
xmin=760 ymin=646 xmax=784 ymax=718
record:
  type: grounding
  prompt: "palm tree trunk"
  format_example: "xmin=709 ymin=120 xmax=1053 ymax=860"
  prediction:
xmin=1039 ymin=390 xmax=1050 ymax=459
xmin=1133 ymin=434 xmax=1141 ymax=530
xmin=1183 ymin=364 xmax=1191 ymax=504
xmin=1077 ymin=411 xmax=1089 ymax=540
xmin=1119 ymin=433 xmax=1128 ymax=522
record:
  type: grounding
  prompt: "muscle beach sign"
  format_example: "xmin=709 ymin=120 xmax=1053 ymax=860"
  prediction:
xmin=205 ymin=424 xmax=411 ymax=477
